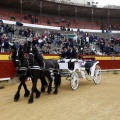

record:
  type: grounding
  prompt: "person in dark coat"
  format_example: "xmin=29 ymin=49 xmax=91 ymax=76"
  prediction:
xmin=69 ymin=45 xmax=77 ymax=59
xmin=60 ymin=47 xmax=69 ymax=59
xmin=68 ymin=45 xmax=77 ymax=70
xmin=4 ymin=39 xmax=10 ymax=52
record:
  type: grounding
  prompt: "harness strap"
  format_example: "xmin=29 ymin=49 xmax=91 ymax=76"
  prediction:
xmin=43 ymin=61 xmax=46 ymax=69
xmin=29 ymin=66 xmax=42 ymax=70
xmin=17 ymin=67 xmax=28 ymax=71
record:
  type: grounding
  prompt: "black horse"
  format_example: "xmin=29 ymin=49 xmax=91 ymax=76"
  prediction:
xmin=24 ymin=42 xmax=61 ymax=103
xmin=11 ymin=45 xmax=47 ymax=103
xmin=11 ymin=45 xmax=30 ymax=102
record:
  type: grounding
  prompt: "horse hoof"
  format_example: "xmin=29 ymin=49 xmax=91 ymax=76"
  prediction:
xmin=14 ymin=99 xmax=19 ymax=102
xmin=53 ymin=91 xmax=58 ymax=94
xmin=24 ymin=91 xmax=30 ymax=97
xmin=41 ymin=89 xmax=45 ymax=92
xmin=45 ymin=83 xmax=48 ymax=88
xmin=14 ymin=95 xmax=20 ymax=101
xmin=47 ymin=91 xmax=51 ymax=94
xmin=36 ymin=94 xmax=40 ymax=98
xmin=28 ymin=100 xmax=33 ymax=104
xmin=14 ymin=96 xmax=19 ymax=102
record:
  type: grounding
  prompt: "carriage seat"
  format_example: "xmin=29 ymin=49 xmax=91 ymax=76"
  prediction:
xmin=85 ymin=60 xmax=95 ymax=74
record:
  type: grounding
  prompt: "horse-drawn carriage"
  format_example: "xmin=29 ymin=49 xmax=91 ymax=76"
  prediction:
xmin=57 ymin=58 xmax=101 ymax=90
xmin=10 ymin=42 xmax=101 ymax=103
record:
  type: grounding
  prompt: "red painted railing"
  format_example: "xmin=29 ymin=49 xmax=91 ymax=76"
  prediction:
xmin=0 ymin=53 xmax=120 ymax=79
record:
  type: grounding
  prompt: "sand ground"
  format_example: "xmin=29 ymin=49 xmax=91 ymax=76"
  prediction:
xmin=0 ymin=71 xmax=120 ymax=120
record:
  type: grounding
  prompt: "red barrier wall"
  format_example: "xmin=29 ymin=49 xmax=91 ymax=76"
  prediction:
xmin=98 ymin=60 xmax=120 ymax=70
xmin=0 ymin=53 xmax=120 ymax=79
xmin=0 ymin=60 xmax=16 ymax=79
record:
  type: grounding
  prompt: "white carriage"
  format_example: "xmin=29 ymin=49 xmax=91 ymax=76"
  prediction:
xmin=57 ymin=58 xmax=101 ymax=90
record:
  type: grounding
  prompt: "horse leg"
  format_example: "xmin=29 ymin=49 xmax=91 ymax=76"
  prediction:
xmin=53 ymin=72 xmax=61 ymax=94
xmin=23 ymin=82 xmax=30 ymax=97
xmin=40 ymin=75 xmax=48 ymax=92
xmin=33 ymin=72 xmax=41 ymax=98
xmin=28 ymin=76 xmax=40 ymax=103
xmin=35 ymin=86 xmax=41 ymax=98
xmin=53 ymin=73 xmax=58 ymax=94
xmin=14 ymin=77 xmax=24 ymax=101
xmin=46 ymin=73 xmax=52 ymax=94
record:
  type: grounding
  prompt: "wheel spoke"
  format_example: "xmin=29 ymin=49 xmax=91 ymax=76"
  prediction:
xmin=71 ymin=72 xmax=79 ymax=90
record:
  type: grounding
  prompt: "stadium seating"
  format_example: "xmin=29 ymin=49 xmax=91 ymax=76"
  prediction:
xmin=0 ymin=8 xmax=101 ymax=30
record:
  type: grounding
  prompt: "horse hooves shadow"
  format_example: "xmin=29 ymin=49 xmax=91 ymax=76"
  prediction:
xmin=14 ymin=99 xmax=19 ymax=102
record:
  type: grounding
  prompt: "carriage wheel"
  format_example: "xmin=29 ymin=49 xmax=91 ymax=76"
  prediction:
xmin=70 ymin=72 xmax=79 ymax=90
xmin=93 ymin=65 xmax=101 ymax=84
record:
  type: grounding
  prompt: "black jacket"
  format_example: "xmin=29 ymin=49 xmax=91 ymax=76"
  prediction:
xmin=61 ymin=50 xmax=70 ymax=59
xmin=69 ymin=49 xmax=77 ymax=59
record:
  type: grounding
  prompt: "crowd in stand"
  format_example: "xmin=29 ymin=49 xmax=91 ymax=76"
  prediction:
xmin=1 ymin=18 xmax=120 ymax=57
xmin=0 ymin=19 xmax=17 ymax=52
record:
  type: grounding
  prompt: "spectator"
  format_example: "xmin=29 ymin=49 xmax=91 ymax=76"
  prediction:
xmin=24 ymin=14 xmax=29 ymax=20
xmin=61 ymin=18 xmax=65 ymax=23
xmin=60 ymin=47 xmax=69 ymax=59
xmin=31 ymin=16 xmax=34 ymax=24
xmin=113 ymin=46 xmax=120 ymax=54
xmin=19 ymin=28 xmax=24 ymax=35
xmin=67 ymin=20 xmax=70 ymax=27
xmin=35 ymin=17 xmax=38 ymax=24
xmin=47 ymin=19 xmax=50 ymax=25
xmin=54 ymin=19 xmax=59 ymax=24
xmin=16 ymin=21 xmax=23 ymax=26
xmin=53 ymin=49 xmax=57 ymax=54
xmin=4 ymin=39 xmax=10 ymax=52
xmin=29 ymin=13 xmax=32 ymax=19
xmin=8 ymin=25 xmax=14 ymax=40
xmin=0 ymin=18 xmax=3 ymax=24
xmin=67 ymin=27 xmax=70 ymax=31
xmin=54 ymin=38 xmax=58 ymax=46
xmin=69 ymin=45 xmax=77 ymax=59
xmin=4 ymin=24 xmax=9 ymax=36
xmin=10 ymin=14 xmax=15 ymax=21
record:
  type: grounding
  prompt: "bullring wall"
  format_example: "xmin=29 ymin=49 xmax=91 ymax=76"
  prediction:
xmin=0 ymin=53 xmax=120 ymax=80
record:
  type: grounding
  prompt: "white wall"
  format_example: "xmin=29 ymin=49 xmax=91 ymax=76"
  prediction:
xmin=47 ymin=0 xmax=99 ymax=6
xmin=69 ymin=0 xmax=99 ymax=5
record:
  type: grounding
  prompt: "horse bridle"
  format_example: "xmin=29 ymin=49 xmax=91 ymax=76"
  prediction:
xmin=15 ymin=48 xmax=21 ymax=68
xmin=28 ymin=44 xmax=35 ymax=65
